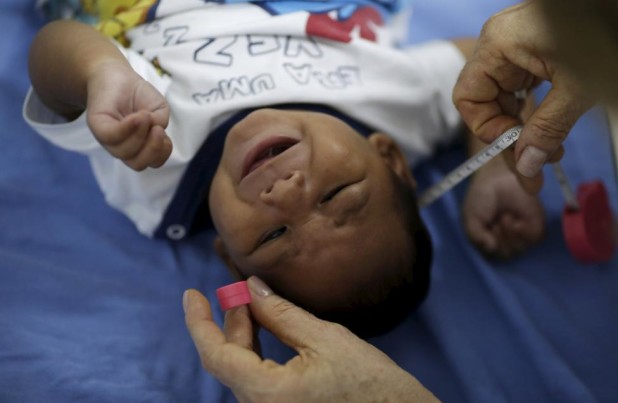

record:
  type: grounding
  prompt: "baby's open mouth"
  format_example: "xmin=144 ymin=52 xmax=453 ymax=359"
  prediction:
xmin=242 ymin=137 xmax=300 ymax=179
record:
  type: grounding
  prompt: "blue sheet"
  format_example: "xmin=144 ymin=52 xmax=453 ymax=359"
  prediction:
xmin=1 ymin=1 xmax=617 ymax=402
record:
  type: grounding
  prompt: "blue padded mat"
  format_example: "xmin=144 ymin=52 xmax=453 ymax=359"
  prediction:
xmin=1 ymin=1 xmax=617 ymax=402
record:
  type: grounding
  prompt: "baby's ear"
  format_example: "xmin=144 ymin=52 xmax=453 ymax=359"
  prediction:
xmin=368 ymin=133 xmax=416 ymax=189
xmin=214 ymin=237 xmax=244 ymax=280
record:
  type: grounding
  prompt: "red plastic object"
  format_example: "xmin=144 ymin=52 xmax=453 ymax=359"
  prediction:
xmin=216 ymin=281 xmax=252 ymax=311
xmin=562 ymin=180 xmax=616 ymax=263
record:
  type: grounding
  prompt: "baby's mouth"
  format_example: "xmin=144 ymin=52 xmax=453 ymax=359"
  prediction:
xmin=241 ymin=137 xmax=300 ymax=179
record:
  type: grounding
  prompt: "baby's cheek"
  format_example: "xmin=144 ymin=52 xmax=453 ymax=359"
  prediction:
xmin=209 ymin=172 xmax=239 ymax=227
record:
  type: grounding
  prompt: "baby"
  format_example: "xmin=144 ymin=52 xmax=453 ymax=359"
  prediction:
xmin=25 ymin=0 xmax=544 ymax=337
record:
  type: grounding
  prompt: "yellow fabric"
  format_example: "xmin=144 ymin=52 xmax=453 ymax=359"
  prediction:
xmin=82 ymin=0 xmax=159 ymax=44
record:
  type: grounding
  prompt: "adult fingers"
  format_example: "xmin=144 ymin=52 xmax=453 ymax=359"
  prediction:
xmin=547 ymin=146 xmax=565 ymax=163
xmin=223 ymin=305 xmax=257 ymax=352
xmin=184 ymin=289 xmax=225 ymax=352
xmin=504 ymin=144 xmax=563 ymax=195
xmin=516 ymin=171 xmax=544 ymax=195
xmin=515 ymin=84 xmax=591 ymax=179
xmin=183 ymin=289 xmax=264 ymax=384
xmin=453 ymin=60 xmax=524 ymax=144
xmin=246 ymin=276 xmax=340 ymax=352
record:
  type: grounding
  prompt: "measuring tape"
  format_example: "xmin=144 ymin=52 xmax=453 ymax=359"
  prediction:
xmin=418 ymin=125 xmax=523 ymax=208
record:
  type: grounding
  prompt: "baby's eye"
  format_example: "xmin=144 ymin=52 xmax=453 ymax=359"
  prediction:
xmin=260 ymin=226 xmax=287 ymax=245
xmin=320 ymin=184 xmax=347 ymax=204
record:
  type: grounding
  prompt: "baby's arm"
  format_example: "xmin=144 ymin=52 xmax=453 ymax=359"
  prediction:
xmin=29 ymin=20 xmax=172 ymax=170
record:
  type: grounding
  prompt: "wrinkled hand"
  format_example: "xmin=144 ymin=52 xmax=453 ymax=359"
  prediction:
xmin=453 ymin=1 xmax=593 ymax=194
xmin=184 ymin=277 xmax=439 ymax=403
xmin=463 ymin=158 xmax=545 ymax=259
xmin=86 ymin=61 xmax=172 ymax=171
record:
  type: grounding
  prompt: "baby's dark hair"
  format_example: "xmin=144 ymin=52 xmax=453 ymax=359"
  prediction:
xmin=290 ymin=169 xmax=433 ymax=339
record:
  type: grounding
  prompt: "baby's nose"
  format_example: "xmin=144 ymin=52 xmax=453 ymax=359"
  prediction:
xmin=260 ymin=171 xmax=306 ymax=210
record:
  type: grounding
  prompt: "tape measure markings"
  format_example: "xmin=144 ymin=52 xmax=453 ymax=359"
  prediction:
xmin=419 ymin=126 xmax=523 ymax=208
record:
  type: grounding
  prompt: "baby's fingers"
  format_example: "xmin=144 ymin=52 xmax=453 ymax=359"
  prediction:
xmin=494 ymin=213 xmax=544 ymax=258
xmin=88 ymin=110 xmax=147 ymax=148
xmin=496 ymin=214 xmax=528 ymax=258
xmin=102 ymin=111 xmax=154 ymax=161
xmin=509 ymin=213 xmax=544 ymax=246
xmin=464 ymin=214 xmax=498 ymax=253
xmin=89 ymin=110 xmax=164 ymax=167
xmin=123 ymin=125 xmax=172 ymax=171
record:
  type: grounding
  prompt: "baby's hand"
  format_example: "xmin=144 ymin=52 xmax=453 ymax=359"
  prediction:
xmin=85 ymin=61 xmax=172 ymax=171
xmin=463 ymin=157 xmax=545 ymax=259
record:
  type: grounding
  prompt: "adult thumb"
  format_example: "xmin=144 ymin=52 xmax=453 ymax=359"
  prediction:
xmin=246 ymin=276 xmax=329 ymax=350
xmin=515 ymin=82 xmax=591 ymax=178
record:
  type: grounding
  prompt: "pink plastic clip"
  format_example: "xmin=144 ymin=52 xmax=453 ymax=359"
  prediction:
xmin=216 ymin=281 xmax=252 ymax=311
xmin=562 ymin=180 xmax=616 ymax=263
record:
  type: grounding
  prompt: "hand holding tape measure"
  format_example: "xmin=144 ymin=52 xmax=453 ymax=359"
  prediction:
xmin=419 ymin=125 xmax=616 ymax=264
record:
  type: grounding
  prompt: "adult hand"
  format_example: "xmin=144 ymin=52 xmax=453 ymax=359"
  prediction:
xmin=453 ymin=0 xmax=594 ymax=193
xmin=184 ymin=277 xmax=439 ymax=403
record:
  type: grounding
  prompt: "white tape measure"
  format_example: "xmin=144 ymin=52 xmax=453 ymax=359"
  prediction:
xmin=418 ymin=126 xmax=523 ymax=208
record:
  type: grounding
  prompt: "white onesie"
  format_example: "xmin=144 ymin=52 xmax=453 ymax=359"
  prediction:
xmin=24 ymin=0 xmax=465 ymax=239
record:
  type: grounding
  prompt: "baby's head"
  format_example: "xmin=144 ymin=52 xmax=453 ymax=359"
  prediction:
xmin=208 ymin=107 xmax=432 ymax=337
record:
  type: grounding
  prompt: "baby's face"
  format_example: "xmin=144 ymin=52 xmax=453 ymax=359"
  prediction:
xmin=209 ymin=109 xmax=414 ymax=311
